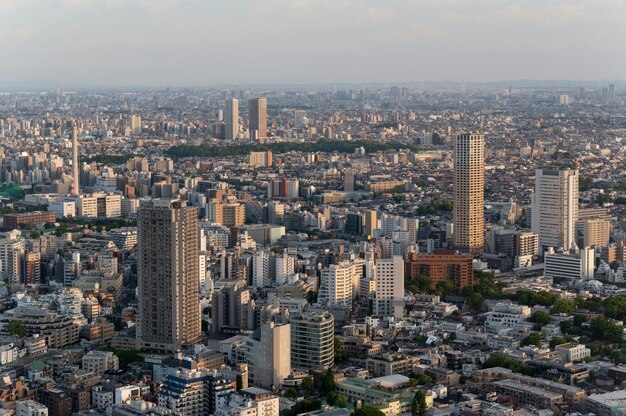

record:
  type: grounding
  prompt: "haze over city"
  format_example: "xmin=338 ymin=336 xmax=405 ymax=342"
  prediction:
xmin=2 ymin=0 xmax=626 ymax=87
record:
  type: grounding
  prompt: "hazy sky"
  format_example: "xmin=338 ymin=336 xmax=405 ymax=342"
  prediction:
xmin=2 ymin=0 xmax=624 ymax=86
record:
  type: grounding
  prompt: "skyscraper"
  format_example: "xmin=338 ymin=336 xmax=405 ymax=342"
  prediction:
xmin=363 ymin=210 xmax=377 ymax=238
xmin=531 ymin=168 xmax=579 ymax=252
xmin=453 ymin=133 xmax=484 ymax=254
xmin=344 ymin=169 xmax=355 ymax=192
xmin=248 ymin=97 xmax=267 ymax=140
xmin=130 ymin=115 xmax=142 ymax=135
xmin=137 ymin=199 xmax=201 ymax=352
xmin=71 ymin=124 xmax=80 ymax=196
xmin=225 ymin=98 xmax=239 ymax=141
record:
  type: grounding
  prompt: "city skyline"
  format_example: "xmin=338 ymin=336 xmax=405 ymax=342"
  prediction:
xmin=2 ymin=0 xmax=626 ymax=87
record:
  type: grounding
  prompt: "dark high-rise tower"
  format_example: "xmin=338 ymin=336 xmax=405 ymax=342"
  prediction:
xmin=248 ymin=97 xmax=267 ymax=140
xmin=137 ymin=199 xmax=200 ymax=352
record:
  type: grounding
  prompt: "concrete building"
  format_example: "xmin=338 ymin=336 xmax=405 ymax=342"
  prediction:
xmin=246 ymin=321 xmax=291 ymax=389
xmin=344 ymin=169 xmax=355 ymax=192
xmin=544 ymin=247 xmax=595 ymax=281
xmin=453 ymin=133 xmax=484 ymax=254
xmin=225 ymin=98 xmax=239 ymax=141
xmin=16 ymin=400 xmax=48 ymax=416
xmin=364 ymin=210 xmax=377 ymax=238
xmin=82 ymin=350 xmax=120 ymax=374
xmin=531 ymin=168 xmax=579 ymax=251
xmin=555 ymin=343 xmax=591 ymax=363
xmin=405 ymin=251 xmax=473 ymax=291
xmin=249 ymin=150 xmax=272 ymax=167
xmin=374 ymin=255 xmax=404 ymax=319
xmin=319 ymin=261 xmax=357 ymax=306
xmin=248 ymin=98 xmax=267 ymax=140
xmin=578 ymin=218 xmax=611 ymax=249
xmin=137 ymin=200 xmax=201 ymax=352
xmin=290 ymin=311 xmax=334 ymax=372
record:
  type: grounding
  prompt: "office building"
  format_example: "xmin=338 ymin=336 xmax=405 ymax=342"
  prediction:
xmin=531 ymin=168 xmax=579 ymax=251
xmin=248 ymin=97 xmax=267 ymax=139
xmin=130 ymin=115 xmax=142 ymax=135
xmin=544 ymin=247 xmax=595 ymax=282
xmin=225 ymin=98 xmax=239 ymax=141
xmin=344 ymin=169 xmax=355 ymax=192
xmin=137 ymin=200 xmax=201 ymax=352
xmin=246 ymin=321 xmax=291 ymax=389
xmin=249 ymin=150 xmax=272 ymax=167
xmin=516 ymin=231 xmax=539 ymax=257
xmin=405 ymin=251 xmax=473 ymax=291
xmin=578 ymin=218 xmax=610 ymax=249
xmin=453 ymin=133 xmax=484 ymax=254
xmin=364 ymin=210 xmax=377 ymax=238
xmin=290 ymin=311 xmax=334 ymax=371
xmin=374 ymin=255 xmax=404 ymax=319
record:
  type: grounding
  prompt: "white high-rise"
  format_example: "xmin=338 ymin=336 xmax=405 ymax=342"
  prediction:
xmin=531 ymin=168 xmax=579 ymax=252
xmin=374 ymin=255 xmax=404 ymax=319
xmin=225 ymin=98 xmax=239 ymax=141
xmin=319 ymin=261 xmax=357 ymax=306
xmin=71 ymin=124 xmax=80 ymax=196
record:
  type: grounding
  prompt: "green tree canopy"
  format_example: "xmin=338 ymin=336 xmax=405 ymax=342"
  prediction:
xmin=7 ymin=320 xmax=27 ymax=337
xmin=551 ymin=298 xmax=576 ymax=315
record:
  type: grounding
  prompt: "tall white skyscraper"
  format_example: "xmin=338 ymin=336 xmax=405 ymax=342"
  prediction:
xmin=453 ymin=133 xmax=484 ymax=254
xmin=531 ymin=168 xmax=579 ymax=252
xmin=71 ymin=124 xmax=80 ymax=196
xmin=374 ymin=255 xmax=404 ymax=319
xmin=225 ymin=98 xmax=239 ymax=141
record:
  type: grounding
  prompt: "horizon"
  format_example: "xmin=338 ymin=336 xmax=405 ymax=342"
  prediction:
xmin=2 ymin=0 xmax=625 ymax=86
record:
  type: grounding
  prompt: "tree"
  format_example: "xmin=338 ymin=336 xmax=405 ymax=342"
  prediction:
xmin=604 ymin=295 xmax=626 ymax=320
xmin=320 ymin=369 xmax=336 ymax=395
xmin=334 ymin=394 xmax=348 ymax=408
xmin=415 ymin=275 xmax=432 ymax=292
xmin=529 ymin=311 xmax=551 ymax=326
xmin=551 ymin=298 xmax=575 ymax=315
xmin=521 ymin=332 xmax=542 ymax=348
xmin=412 ymin=390 xmax=428 ymax=416
xmin=334 ymin=337 xmax=348 ymax=363
xmin=307 ymin=290 xmax=318 ymax=304
xmin=590 ymin=317 xmax=624 ymax=343
xmin=6 ymin=320 xmax=26 ymax=338
xmin=467 ymin=293 xmax=484 ymax=311
xmin=353 ymin=405 xmax=385 ymax=416
xmin=435 ymin=280 xmax=454 ymax=297
xmin=301 ymin=376 xmax=315 ymax=396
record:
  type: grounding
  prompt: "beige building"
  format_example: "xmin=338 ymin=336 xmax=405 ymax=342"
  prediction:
xmin=578 ymin=218 xmax=610 ymax=249
xmin=137 ymin=200 xmax=201 ymax=352
xmin=516 ymin=231 xmax=539 ymax=257
xmin=374 ymin=255 xmax=404 ymax=319
xmin=453 ymin=133 xmax=485 ymax=254
xmin=212 ymin=203 xmax=245 ymax=227
xmin=249 ymin=150 xmax=272 ymax=167
xmin=248 ymin=97 xmax=267 ymax=139
xmin=247 ymin=321 xmax=291 ymax=389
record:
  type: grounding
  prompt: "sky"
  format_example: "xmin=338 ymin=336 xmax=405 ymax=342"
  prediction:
xmin=1 ymin=0 xmax=625 ymax=87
